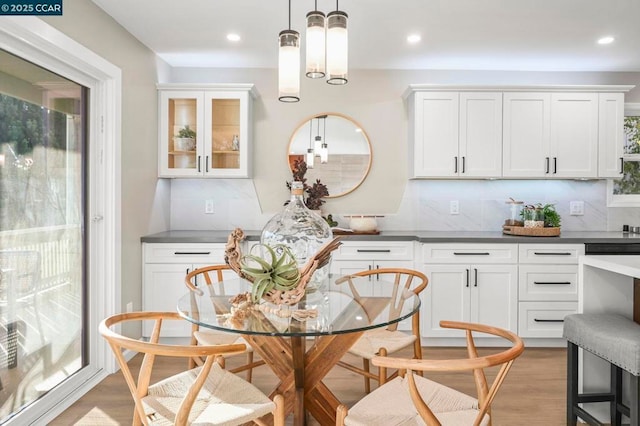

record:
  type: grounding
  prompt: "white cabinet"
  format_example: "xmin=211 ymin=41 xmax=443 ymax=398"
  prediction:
xmin=517 ymin=244 xmax=583 ymax=338
xmin=503 ymin=92 xmax=598 ymax=178
xmin=158 ymin=84 xmax=256 ymax=178
xmin=330 ymin=241 xmax=415 ymax=276
xmin=408 ymin=91 xmax=502 ymax=178
xmin=598 ymin=92 xmax=625 ymax=178
xmin=142 ymin=243 xmax=228 ymax=337
xmin=421 ymin=244 xmax=518 ymax=339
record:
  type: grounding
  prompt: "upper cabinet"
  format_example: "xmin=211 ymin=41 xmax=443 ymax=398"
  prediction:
xmin=158 ymin=84 xmax=257 ymax=178
xmin=406 ymin=85 xmax=633 ymax=180
xmin=408 ymin=91 xmax=502 ymax=178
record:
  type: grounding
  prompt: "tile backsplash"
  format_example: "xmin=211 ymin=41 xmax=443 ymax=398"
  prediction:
xmin=169 ymin=179 xmax=638 ymax=232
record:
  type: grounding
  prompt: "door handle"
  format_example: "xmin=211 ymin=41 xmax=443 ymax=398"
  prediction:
xmin=553 ymin=157 xmax=557 ymax=174
xmin=462 ymin=156 xmax=466 ymax=173
xmin=620 ymin=157 xmax=624 ymax=174
xmin=454 ymin=252 xmax=490 ymax=256
xmin=534 ymin=319 xmax=565 ymax=323
xmin=474 ymin=268 xmax=478 ymax=287
xmin=533 ymin=281 xmax=571 ymax=285
xmin=465 ymin=269 xmax=469 ymax=288
xmin=533 ymin=252 xmax=571 ymax=256
xmin=197 ymin=155 xmax=201 ymax=172
xmin=357 ymin=249 xmax=391 ymax=253
xmin=174 ymin=251 xmax=211 ymax=255
xmin=454 ymin=156 xmax=458 ymax=173
xmin=545 ymin=157 xmax=549 ymax=174
xmin=205 ymin=156 xmax=209 ymax=172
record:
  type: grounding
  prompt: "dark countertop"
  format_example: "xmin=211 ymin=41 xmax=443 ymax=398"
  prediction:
xmin=140 ymin=230 xmax=640 ymax=244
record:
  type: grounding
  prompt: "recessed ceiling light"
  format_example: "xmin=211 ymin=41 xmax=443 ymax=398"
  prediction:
xmin=407 ymin=34 xmax=421 ymax=44
xmin=226 ymin=33 xmax=241 ymax=42
xmin=597 ymin=36 xmax=614 ymax=45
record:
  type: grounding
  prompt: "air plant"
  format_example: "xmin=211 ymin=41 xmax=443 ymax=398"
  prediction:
xmin=240 ymin=244 xmax=301 ymax=303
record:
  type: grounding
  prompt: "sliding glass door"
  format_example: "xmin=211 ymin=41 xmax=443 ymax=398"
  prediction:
xmin=0 ymin=49 xmax=86 ymax=423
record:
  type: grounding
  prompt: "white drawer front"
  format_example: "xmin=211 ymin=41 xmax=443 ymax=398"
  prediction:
xmin=144 ymin=243 xmax=227 ymax=264
xmin=519 ymin=244 xmax=584 ymax=264
xmin=333 ymin=241 xmax=414 ymax=261
xmin=518 ymin=265 xmax=578 ymax=301
xmin=518 ymin=301 xmax=577 ymax=338
xmin=422 ymin=244 xmax=518 ymax=264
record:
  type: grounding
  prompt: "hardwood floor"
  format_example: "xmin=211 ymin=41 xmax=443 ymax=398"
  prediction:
xmin=51 ymin=346 xmax=566 ymax=425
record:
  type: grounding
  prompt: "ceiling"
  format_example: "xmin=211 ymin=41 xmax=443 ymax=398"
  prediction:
xmin=91 ymin=0 xmax=640 ymax=72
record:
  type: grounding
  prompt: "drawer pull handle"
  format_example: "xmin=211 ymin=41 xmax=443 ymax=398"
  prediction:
xmin=533 ymin=318 xmax=565 ymax=323
xmin=174 ymin=251 xmax=211 ymax=255
xmin=453 ymin=252 xmax=490 ymax=256
xmin=533 ymin=281 xmax=572 ymax=285
xmin=357 ymin=249 xmax=391 ymax=253
xmin=533 ymin=252 xmax=572 ymax=256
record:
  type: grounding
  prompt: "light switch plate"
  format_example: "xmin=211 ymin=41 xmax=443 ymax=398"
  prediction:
xmin=569 ymin=201 xmax=584 ymax=216
xmin=450 ymin=200 xmax=459 ymax=215
xmin=205 ymin=200 xmax=214 ymax=214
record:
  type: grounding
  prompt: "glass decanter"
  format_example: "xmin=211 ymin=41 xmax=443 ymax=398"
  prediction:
xmin=261 ymin=181 xmax=333 ymax=290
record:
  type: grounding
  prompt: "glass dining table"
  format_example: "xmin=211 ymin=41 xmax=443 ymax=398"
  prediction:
xmin=177 ymin=274 xmax=421 ymax=426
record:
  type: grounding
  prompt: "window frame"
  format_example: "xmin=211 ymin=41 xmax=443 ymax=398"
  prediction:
xmin=607 ymin=102 xmax=640 ymax=207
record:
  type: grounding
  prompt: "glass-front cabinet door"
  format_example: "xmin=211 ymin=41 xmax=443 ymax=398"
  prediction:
xmin=158 ymin=85 xmax=254 ymax=178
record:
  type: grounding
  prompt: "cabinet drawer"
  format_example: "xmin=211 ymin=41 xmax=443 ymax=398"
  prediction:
xmin=518 ymin=301 xmax=577 ymax=338
xmin=332 ymin=241 xmax=414 ymax=261
xmin=143 ymin=243 xmax=227 ymax=264
xmin=518 ymin=265 xmax=578 ymax=301
xmin=422 ymin=244 xmax=517 ymax=264
xmin=519 ymin=244 xmax=584 ymax=264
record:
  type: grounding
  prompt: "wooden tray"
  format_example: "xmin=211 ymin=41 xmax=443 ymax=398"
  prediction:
xmin=332 ymin=229 xmax=380 ymax=235
xmin=502 ymin=225 xmax=560 ymax=237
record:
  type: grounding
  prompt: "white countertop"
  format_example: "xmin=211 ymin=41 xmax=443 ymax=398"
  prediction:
xmin=580 ymin=255 xmax=640 ymax=278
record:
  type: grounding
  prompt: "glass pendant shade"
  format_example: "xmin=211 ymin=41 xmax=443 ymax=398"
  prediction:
xmin=326 ymin=10 xmax=348 ymax=85
xmin=278 ymin=29 xmax=301 ymax=102
xmin=306 ymin=11 xmax=326 ymax=78
xmin=320 ymin=142 xmax=329 ymax=163
xmin=306 ymin=148 xmax=315 ymax=168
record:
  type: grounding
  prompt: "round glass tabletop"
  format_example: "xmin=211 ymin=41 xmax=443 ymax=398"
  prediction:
xmin=177 ymin=274 xmax=421 ymax=337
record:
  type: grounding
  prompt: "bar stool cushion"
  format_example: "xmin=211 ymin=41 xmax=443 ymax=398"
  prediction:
xmin=563 ymin=313 xmax=640 ymax=376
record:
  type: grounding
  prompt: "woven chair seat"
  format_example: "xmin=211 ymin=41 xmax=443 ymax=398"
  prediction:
xmin=194 ymin=331 xmax=253 ymax=353
xmin=143 ymin=363 xmax=274 ymax=425
xmin=344 ymin=375 xmax=489 ymax=426
xmin=348 ymin=328 xmax=417 ymax=359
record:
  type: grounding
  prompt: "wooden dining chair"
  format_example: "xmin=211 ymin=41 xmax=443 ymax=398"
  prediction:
xmin=184 ymin=264 xmax=265 ymax=381
xmin=336 ymin=320 xmax=525 ymax=426
xmin=100 ymin=311 xmax=284 ymax=426
xmin=335 ymin=268 xmax=428 ymax=393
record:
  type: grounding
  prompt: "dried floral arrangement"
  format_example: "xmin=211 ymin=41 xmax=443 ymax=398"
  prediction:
xmin=286 ymin=158 xmax=329 ymax=210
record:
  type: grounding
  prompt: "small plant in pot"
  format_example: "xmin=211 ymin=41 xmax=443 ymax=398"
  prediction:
xmin=174 ymin=125 xmax=196 ymax=151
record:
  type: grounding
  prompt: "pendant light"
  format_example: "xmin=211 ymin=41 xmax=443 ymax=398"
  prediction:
xmin=306 ymin=0 xmax=326 ymax=78
xmin=320 ymin=115 xmax=329 ymax=163
xmin=326 ymin=0 xmax=348 ymax=85
xmin=314 ymin=117 xmax=322 ymax=154
xmin=306 ymin=120 xmax=315 ymax=168
xmin=278 ymin=0 xmax=300 ymax=102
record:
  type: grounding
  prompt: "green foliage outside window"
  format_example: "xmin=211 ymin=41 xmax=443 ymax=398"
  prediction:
xmin=613 ymin=116 xmax=640 ymax=195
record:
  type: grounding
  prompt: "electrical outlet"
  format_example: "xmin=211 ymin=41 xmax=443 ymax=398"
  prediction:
xmin=450 ymin=200 xmax=459 ymax=215
xmin=126 ymin=302 xmax=133 ymax=313
xmin=570 ymin=201 xmax=584 ymax=216
xmin=205 ymin=199 xmax=214 ymax=214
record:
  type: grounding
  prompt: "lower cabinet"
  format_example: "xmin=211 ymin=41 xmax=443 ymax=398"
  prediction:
xmin=421 ymin=244 xmax=518 ymax=339
xmin=142 ymin=243 xmax=228 ymax=337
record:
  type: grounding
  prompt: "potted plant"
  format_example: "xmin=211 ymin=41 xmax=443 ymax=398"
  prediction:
xmin=174 ymin=125 xmax=196 ymax=151
xmin=286 ymin=158 xmax=329 ymax=211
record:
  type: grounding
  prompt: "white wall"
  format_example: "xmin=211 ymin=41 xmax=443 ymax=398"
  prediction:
xmin=168 ymin=67 xmax=640 ymax=232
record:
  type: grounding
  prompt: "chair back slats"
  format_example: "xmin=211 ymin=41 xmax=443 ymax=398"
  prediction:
xmin=407 ymin=370 xmax=441 ymax=426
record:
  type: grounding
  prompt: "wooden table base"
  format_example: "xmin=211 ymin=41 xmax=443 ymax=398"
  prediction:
xmin=244 ymin=331 xmax=364 ymax=426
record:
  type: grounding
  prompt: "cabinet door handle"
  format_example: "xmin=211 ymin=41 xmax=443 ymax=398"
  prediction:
xmin=620 ymin=157 xmax=624 ymax=174
xmin=533 ymin=252 xmax=571 ymax=256
xmin=453 ymin=252 xmax=490 ymax=256
xmin=534 ymin=318 xmax=565 ymax=323
xmin=462 ymin=156 xmax=466 ymax=173
xmin=553 ymin=157 xmax=557 ymax=174
xmin=533 ymin=281 xmax=571 ymax=285
xmin=357 ymin=249 xmax=391 ymax=253
xmin=545 ymin=157 xmax=549 ymax=174
xmin=174 ymin=251 xmax=211 ymax=255
xmin=454 ymin=156 xmax=458 ymax=173
xmin=465 ymin=268 xmax=469 ymax=288
xmin=474 ymin=268 xmax=478 ymax=287
xmin=368 ymin=264 xmax=372 ymax=281
xmin=205 ymin=156 xmax=209 ymax=173
xmin=376 ymin=264 xmax=380 ymax=280
xmin=197 ymin=155 xmax=201 ymax=172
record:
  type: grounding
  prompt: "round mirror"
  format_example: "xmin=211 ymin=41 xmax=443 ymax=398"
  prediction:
xmin=288 ymin=113 xmax=372 ymax=198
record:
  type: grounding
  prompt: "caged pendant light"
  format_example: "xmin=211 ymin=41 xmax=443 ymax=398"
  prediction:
xmin=278 ymin=0 xmax=301 ymax=102
xmin=326 ymin=0 xmax=348 ymax=85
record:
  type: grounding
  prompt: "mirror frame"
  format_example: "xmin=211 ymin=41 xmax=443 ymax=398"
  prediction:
xmin=287 ymin=112 xmax=372 ymax=198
